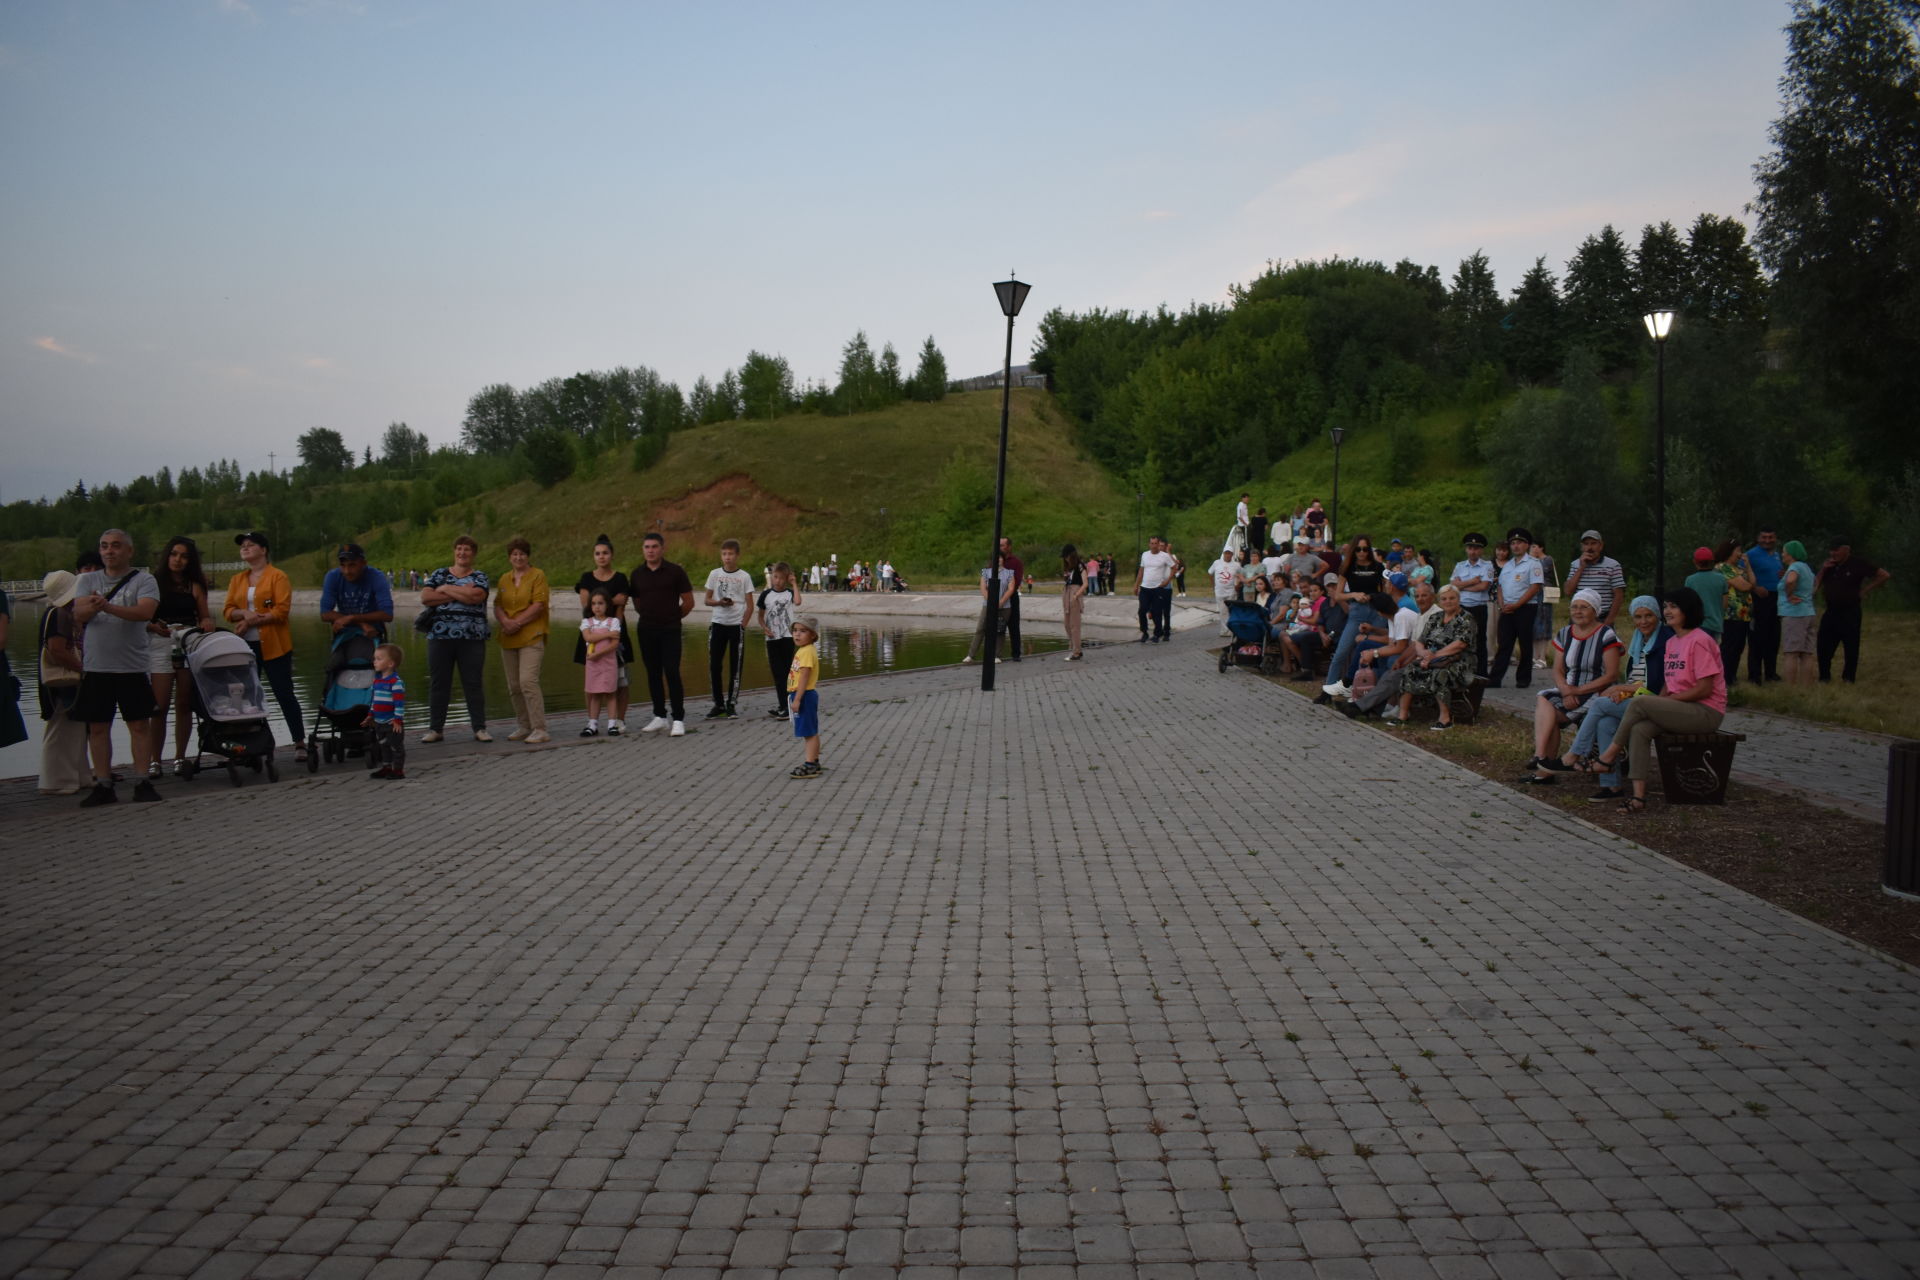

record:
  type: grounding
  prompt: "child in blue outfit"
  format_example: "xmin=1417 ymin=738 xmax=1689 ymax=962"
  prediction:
xmin=364 ymin=642 xmax=408 ymax=779
xmin=787 ymin=616 xmax=822 ymax=778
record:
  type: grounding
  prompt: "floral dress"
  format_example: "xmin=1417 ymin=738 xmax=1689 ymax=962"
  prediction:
xmin=423 ymin=567 xmax=491 ymax=641
xmin=1401 ymin=610 xmax=1480 ymax=701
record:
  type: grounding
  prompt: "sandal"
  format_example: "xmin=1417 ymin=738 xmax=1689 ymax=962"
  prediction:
xmin=1617 ymin=796 xmax=1646 ymax=813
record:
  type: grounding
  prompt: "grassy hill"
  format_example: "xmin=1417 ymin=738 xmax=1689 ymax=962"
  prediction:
xmin=274 ymin=390 xmax=1144 ymax=587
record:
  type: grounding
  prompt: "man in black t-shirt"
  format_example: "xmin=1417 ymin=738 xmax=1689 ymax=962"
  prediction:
xmin=997 ymin=536 xmax=1025 ymax=662
xmin=628 ymin=532 xmax=696 ymax=733
xmin=1814 ymin=540 xmax=1891 ymax=683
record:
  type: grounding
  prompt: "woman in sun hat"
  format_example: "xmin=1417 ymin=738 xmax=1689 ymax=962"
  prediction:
xmin=36 ymin=570 xmax=91 ymax=795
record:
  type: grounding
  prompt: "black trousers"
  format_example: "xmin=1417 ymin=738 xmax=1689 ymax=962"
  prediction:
xmin=1817 ymin=602 xmax=1863 ymax=682
xmin=765 ymin=637 xmax=795 ymax=712
xmin=635 ymin=627 xmax=686 ymax=719
xmin=1749 ymin=593 xmax=1780 ymax=681
xmin=1137 ymin=586 xmax=1171 ymax=638
xmin=1005 ymin=592 xmax=1022 ymax=660
xmin=426 ymin=637 xmax=486 ymax=732
xmin=370 ymin=721 xmax=405 ymax=772
xmin=246 ymin=641 xmax=306 ymax=744
xmin=1719 ymin=619 xmax=1750 ymax=686
xmin=708 ymin=623 xmax=744 ymax=707
xmin=1487 ymin=602 xmax=1538 ymax=688
xmin=1464 ymin=603 xmax=1490 ymax=677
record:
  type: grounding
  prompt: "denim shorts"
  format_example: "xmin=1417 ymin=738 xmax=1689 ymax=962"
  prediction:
xmin=792 ymin=689 xmax=820 ymax=738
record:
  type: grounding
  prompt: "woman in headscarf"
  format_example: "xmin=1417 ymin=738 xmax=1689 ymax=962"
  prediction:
xmin=1552 ymin=594 xmax=1671 ymax=802
xmin=1776 ymin=540 xmax=1817 ymax=685
xmin=1590 ymin=587 xmax=1727 ymax=813
xmin=1522 ymin=588 xmax=1621 ymax=783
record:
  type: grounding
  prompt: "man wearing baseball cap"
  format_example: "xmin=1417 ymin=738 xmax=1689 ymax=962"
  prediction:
xmin=1564 ymin=530 xmax=1625 ymax=631
xmin=321 ymin=543 xmax=394 ymax=640
xmin=1448 ymin=533 xmax=1496 ymax=677
xmin=1684 ymin=547 xmax=1729 ymax=642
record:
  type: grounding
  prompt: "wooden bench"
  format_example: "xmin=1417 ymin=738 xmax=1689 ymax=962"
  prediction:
xmin=1654 ymin=731 xmax=1748 ymax=805
xmin=1407 ymin=677 xmax=1487 ymax=725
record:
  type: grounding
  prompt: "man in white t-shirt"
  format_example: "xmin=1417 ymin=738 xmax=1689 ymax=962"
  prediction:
xmin=71 ymin=528 xmax=163 ymax=806
xmin=703 ymin=539 xmax=758 ymax=718
xmin=1208 ymin=550 xmax=1241 ymax=635
xmin=1134 ymin=536 xmax=1176 ymax=643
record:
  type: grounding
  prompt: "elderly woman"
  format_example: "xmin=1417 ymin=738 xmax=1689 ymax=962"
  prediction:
xmin=1591 ymin=587 xmax=1727 ymax=813
xmin=493 ymin=537 xmax=550 ymax=744
xmin=1393 ymin=583 xmax=1479 ymax=728
xmin=1777 ymin=540 xmax=1817 ymax=685
xmin=1550 ymin=594 xmax=1673 ymax=803
xmin=420 ymin=535 xmax=492 ymax=743
xmin=223 ymin=530 xmax=304 ymax=760
xmin=35 ymin=571 xmax=90 ymax=794
xmin=1523 ymin=589 xmax=1623 ymax=783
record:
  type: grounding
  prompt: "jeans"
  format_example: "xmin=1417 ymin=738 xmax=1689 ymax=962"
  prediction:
xmin=1817 ymin=602 xmax=1863 ymax=682
xmin=1488 ymin=602 xmax=1538 ymax=687
xmin=1325 ymin=602 xmax=1380 ymax=685
xmin=1137 ymin=586 xmax=1171 ymax=639
xmin=708 ymin=623 xmax=744 ymax=708
xmin=247 ymin=641 xmax=306 ymax=745
xmin=635 ymin=627 xmax=686 ymax=719
xmin=426 ymin=637 xmax=486 ymax=731
xmin=371 ymin=720 xmax=406 ymax=772
xmin=1573 ymin=696 xmax=1629 ymax=787
xmin=1719 ymin=619 xmax=1749 ymax=687
xmin=499 ymin=640 xmax=546 ymax=732
xmin=765 ymin=637 xmax=795 ymax=712
xmin=1748 ymin=593 xmax=1779 ymax=681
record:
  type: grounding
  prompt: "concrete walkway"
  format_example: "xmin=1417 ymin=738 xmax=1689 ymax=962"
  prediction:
xmin=3 ymin=633 xmax=1918 ymax=1279
xmin=1478 ymin=684 xmax=1897 ymax=822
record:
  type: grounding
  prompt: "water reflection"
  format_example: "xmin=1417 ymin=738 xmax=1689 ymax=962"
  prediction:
xmin=1 ymin=605 xmax=1062 ymax=778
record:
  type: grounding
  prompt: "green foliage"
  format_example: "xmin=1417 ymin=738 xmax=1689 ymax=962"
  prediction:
xmin=1507 ymin=257 xmax=1565 ymax=383
xmin=631 ymin=427 xmax=669 ymax=473
xmin=739 ymin=350 xmax=796 ymax=421
xmin=1685 ymin=214 xmax=1769 ymax=330
xmin=381 ymin=422 xmax=430 ymax=469
xmin=1634 ymin=221 xmax=1690 ymax=313
xmin=908 ymin=335 xmax=948 ymax=401
xmin=1481 ymin=348 xmax=1635 ymax=561
xmin=1563 ymin=225 xmax=1637 ymax=369
xmin=521 ymin=427 xmax=576 ymax=487
xmin=297 ymin=427 xmax=352 ymax=477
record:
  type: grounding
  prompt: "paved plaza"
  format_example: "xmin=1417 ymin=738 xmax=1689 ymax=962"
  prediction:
xmin=4 ymin=630 xmax=1919 ymax=1279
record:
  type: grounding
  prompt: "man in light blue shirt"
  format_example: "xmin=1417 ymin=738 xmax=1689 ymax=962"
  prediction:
xmin=1744 ymin=526 xmax=1783 ymax=683
xmin=1449 ymin=533 xmax=1497 ymax=677
xmin=1488 ymin=529 xmax=1545 ymax=688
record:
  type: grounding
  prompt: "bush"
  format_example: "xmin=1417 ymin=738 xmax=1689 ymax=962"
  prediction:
xmin=631 ymin=429 xmax=668 ymax=472
xmin=521 ymin=428 xmax=575 ymax=487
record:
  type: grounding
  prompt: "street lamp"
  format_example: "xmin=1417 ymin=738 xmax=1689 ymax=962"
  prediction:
xmin=1642 ymin=308 xmax=1676 ymax=595
xmin=1329 ymin=426 xmax=1346 ymax=546
xmin=984 ymin=274 xmax=1030 ymax=692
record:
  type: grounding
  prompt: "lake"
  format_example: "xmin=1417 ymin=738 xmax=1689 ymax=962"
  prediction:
xmin=1 ymin=605 xmax=1062 ymax=781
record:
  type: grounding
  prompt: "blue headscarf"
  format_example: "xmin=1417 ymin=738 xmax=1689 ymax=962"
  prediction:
xmin=1625 ymin=594 xmax=1663 ymax=668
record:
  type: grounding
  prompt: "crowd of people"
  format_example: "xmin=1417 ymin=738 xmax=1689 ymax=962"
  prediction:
xmin=23 ymin=527 xmax=839 ymax=804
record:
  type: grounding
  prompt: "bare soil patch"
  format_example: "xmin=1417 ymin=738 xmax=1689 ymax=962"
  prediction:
xmin=644 ymin=474 xmax=807 ymax=564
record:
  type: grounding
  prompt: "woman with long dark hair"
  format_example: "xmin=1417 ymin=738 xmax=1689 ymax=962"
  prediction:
xmin=1060 ymin=545 xmax=1086 ymax=661
xmin=575 ymin=534 xmax=632 ymax=733
xmin=149 ymin=536 xmax=215 ymax=775
xmin=1590 ymin=587 xmax=1727 ymax=813
xmin=1318 ymin=534 xmax=1388 ymax=701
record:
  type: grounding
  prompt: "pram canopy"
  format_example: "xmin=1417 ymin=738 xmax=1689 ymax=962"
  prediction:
xmin=1223 ymin=599 xmax=1270 ymax=644
xmin=183 ymin=630 xmax=268 ymax=723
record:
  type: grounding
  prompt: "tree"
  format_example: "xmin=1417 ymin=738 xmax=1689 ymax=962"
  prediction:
xmin=879 ymin=343 xmax=903 ymax=401
xmin=297 ymin=427 xmax=352 ymax=476
xmin=1562 ymin=225 xmax=1637 ymax=370
xmin=1443 ymin=250 xmax=1503 ymax=371
xmin=739 ymin=350 xmax=796 ymax=420
xmin=381 ymin=421 xmax=431 ymax=469
xmin=1685 ymin=214 xmax=1769 ymax=330
xmin=462 ymin=384 xmax=526 ymax=454
xmin=1751 ymin=0 xmax=1920 ymax=471
xmin=1633 ymin=221 xmax=1690 ymax=314
xmin=835 ymin=331 xmax=881 ymax=413
xmin=521 ymin=427 xmax=576 ymax=487
xmin=1506 ymin=257 xmax=1565 ymax=383
xmin=908 ymin=336 xmax=949 ymax=401
xmin=710 ymin=369 xmax=742 ymax=422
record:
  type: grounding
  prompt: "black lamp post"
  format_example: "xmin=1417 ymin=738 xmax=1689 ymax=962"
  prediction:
xmin=1642 ymin=308 xmax=1676 ymax=596
xmin=1329 ymin=426 xmax=1346 ymax=546
xmin=984 ymin=274 xmax=1030 ymax=692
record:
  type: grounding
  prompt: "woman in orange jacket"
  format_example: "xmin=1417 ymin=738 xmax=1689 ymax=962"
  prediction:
xmin=224 ymin=530 xmax=305 ymax=761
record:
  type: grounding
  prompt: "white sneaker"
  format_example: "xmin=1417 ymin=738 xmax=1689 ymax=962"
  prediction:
xmin=420 ymin=730 xmax=443 ymax=744
xmin=473 ymin=728 xmax=493 ymax=743
xmin=961 ymin=656 xmax=974 ymax=664
xmin=507 ymin=727 xmax=529 ymax=742
xmin=1321 ymin=681 xmax=1349 ymax=697
xmin=669 ymin=720 xmax=686 ymax=737
xmin=640 ymin=716 xmax=670 ymax=733
xmin=525 ymin=730 xmax=550 ymax=744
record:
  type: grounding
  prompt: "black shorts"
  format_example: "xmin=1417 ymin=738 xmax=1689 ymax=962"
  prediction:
xmin=72 ymin=671 xmax=159 ymax=724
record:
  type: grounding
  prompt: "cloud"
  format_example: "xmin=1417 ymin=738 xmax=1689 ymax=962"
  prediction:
xmin=1142 ymin=210 xmax=1178 ymax=223
xmin=33 ymin=336 xmax=99 ymax=363
xmin=300 ymin=355 xmax=337 ymax=370
xmin=216 ymin=0 xmax=256 ymax=19
xmin=1242 ymin=141 xmax=1412 ymax=225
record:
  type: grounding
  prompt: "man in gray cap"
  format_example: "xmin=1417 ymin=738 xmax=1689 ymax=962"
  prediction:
xmin=1564 ymin=529 xmax=1625 ymax=631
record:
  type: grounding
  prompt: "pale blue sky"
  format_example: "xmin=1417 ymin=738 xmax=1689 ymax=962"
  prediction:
xmin=3 ymin=0 xmax=1790 ymax=503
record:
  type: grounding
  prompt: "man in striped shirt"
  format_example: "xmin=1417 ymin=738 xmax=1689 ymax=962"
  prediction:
xmin=1564 ymin=529 xmax=1626 ymax=631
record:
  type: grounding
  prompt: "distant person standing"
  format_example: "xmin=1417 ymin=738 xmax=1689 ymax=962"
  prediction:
xmin=492 ymin=537 xmax=550 ymax=743
xmin=1814 ymin=538 xmax=1891 ymax=683
xmin=224 ymin=530 xmax=305 ymax=760
xmin=1234 ymin=493 xmax=1251 ymax=552
xmin=1777 ymin=540 xmax=1818 ymax=685
xmin=1060 ymin=545 xmax=1086 ymax=660
xmin=703 ymin=538 xmax=757 ymax=719
xmin=827 ymin=554 xmax=839 ymax=591
xmin=1745 ymin=526 xmax=1784 ymax=683
xmin=418 ymin=535 xmax=492 ymax=744
xmin=73 ymin=529 xmax=163 ymax=806
xmin=1248 ymin=506 xmax=1270 ymax=557
xmin=758 ymin=562 xmax=802 ymax=719
xmin=1563 ymin=530 xmax=1625 ymax=632
xmin=1486 ymin=529 xmax=1544 ymax=689
xmin=35 ymin=571 xmax=89 ymax=796
xmin=628 ymin=531 xmax=695 ymax=735
xmin=997 ymin=536 xmax=1025 ymax=661
xmin=575 ymin=535 xmax=632 ymax=734
xmin=1134 ymin=536 xmax=1176 ymax=643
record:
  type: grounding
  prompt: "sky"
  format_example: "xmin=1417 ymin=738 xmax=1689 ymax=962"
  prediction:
xmin=1 ymin=0 xmax=1793 ymax=504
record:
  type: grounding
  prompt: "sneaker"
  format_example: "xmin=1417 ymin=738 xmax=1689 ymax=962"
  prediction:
xmin=420 ymin=730 xmax=444 ymax=744
xmin=1321 ymin=681 xmax=1349 ymax=698
xmin=369 ymin=766 xmax=393 ymax=779
xmin=726 ymin=704 xmax=740 ymax=717
xmin=507 ymin=727 xmax=529 ymax=742
xmin=789 ymin=761 xmax=823 ymax=779
xmin=474 ymin=728 xmax=494 ymax=743
xmin=579 ymin=725 xmax=600 ymax=738
xmin=1338 ymin=702 xmax=1362 ymax=720
xmin=382 ymin=768 xmax=406 ymax=781
xmin=1588 ymin=787 xmax=1626 ymax=803
xmin=962 ymin=655 xmax=975 ymax=663
xmin=80 ymin=783 xmax=116 ymax=808
xmin=132 ymin=780 xmax=163 ymax=802
xmin=773 ymin=709 xmax=790 ymax=721
xmin=1428 ymin=720 xmax=1453 ymax=731
xmin=669 ymin=720 xmax=686 ymax=737
xmin=607 ymin=720 xmax=624 ymax=736
xmin=525 ymin=731 xmax=550 ymax=744
xmin=704 ymin=705 xmax=732 ymax=720
xmin=640 ymin=716 xmax=670 ymax=733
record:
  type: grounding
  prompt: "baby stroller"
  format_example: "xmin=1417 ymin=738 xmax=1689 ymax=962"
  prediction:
xmin=179 ymin=630 xmax=279 ymax=786
xmin=890 ymin=569 xmax=911 ymax=592
xmin=1218 ymin=599 xmax=1272 ymax=673
xmin=307 ymin=627 xmax=378 ymax=772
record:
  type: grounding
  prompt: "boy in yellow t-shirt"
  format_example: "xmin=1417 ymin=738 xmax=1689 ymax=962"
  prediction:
xmin=787 ymin=615 xmax=822 ymax=778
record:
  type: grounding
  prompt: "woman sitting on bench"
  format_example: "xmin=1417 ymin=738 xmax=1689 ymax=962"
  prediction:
xmin=1541 ymin=595 xmax=1672 ymax=803
xmin=1522 ymin=589 xmax=1622 ymax=784
xmin=1591 ymin=586 xmax=1727 ymax=814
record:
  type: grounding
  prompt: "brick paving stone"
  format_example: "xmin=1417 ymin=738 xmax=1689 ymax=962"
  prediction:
xmin=1 ymin=631 xmax=1917 ymax=1276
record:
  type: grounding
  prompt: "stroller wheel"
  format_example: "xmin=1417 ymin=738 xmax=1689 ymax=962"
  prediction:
xmin=225 ymin=762 xmax=242 ymax=788
xmin=307 ymin=748 xmax=320 ymax=773
xmin=1218 ymin=648 xmax=1230 ymax=672
xmin=267 ymin=759 xmax=280 ymax=783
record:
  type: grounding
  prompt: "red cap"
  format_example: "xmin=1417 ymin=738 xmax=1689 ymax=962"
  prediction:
xmin=1693 ymin=547 xmax=1715 ymax=563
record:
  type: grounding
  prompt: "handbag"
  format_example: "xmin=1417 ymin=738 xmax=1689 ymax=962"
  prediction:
xmin=40 ymin=645 xmax=80 ymax=687
xmin=412 ymin=606 xmax=440 ymax=634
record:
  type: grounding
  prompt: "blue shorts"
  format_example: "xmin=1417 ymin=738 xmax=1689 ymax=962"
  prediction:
xmin=792 ymin=689 xmax=819 ymax=738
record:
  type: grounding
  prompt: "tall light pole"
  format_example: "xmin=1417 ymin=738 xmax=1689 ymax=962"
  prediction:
xmin=984 ymin=274 xmax=1030 ymax=692
xmin=1642 ymin=308 xmax=1676 ymax=596
xmin=1329 ymin=426 xmax=1346 ymax=546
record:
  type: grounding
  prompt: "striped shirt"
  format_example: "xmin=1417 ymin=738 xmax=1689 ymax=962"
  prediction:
xmin=1565 ymin=555 xmax=1626 ymax=618
xmin=370 ymin=673 xmax=407 ymax=726
xmin=1553 ymin=624 xmax=1622 ymax=687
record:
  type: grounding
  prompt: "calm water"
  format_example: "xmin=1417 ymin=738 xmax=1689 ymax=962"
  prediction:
xmin=1 ymin=605 xmax=1062 ymax=780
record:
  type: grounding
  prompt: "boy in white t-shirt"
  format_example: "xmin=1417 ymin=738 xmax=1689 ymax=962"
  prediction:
xmin=703 ymin=539 xmax=757 ymax=719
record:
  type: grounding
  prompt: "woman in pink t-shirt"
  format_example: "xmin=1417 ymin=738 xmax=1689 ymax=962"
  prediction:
xmin=1591 ymin=586 xmax=1726 ymax=812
